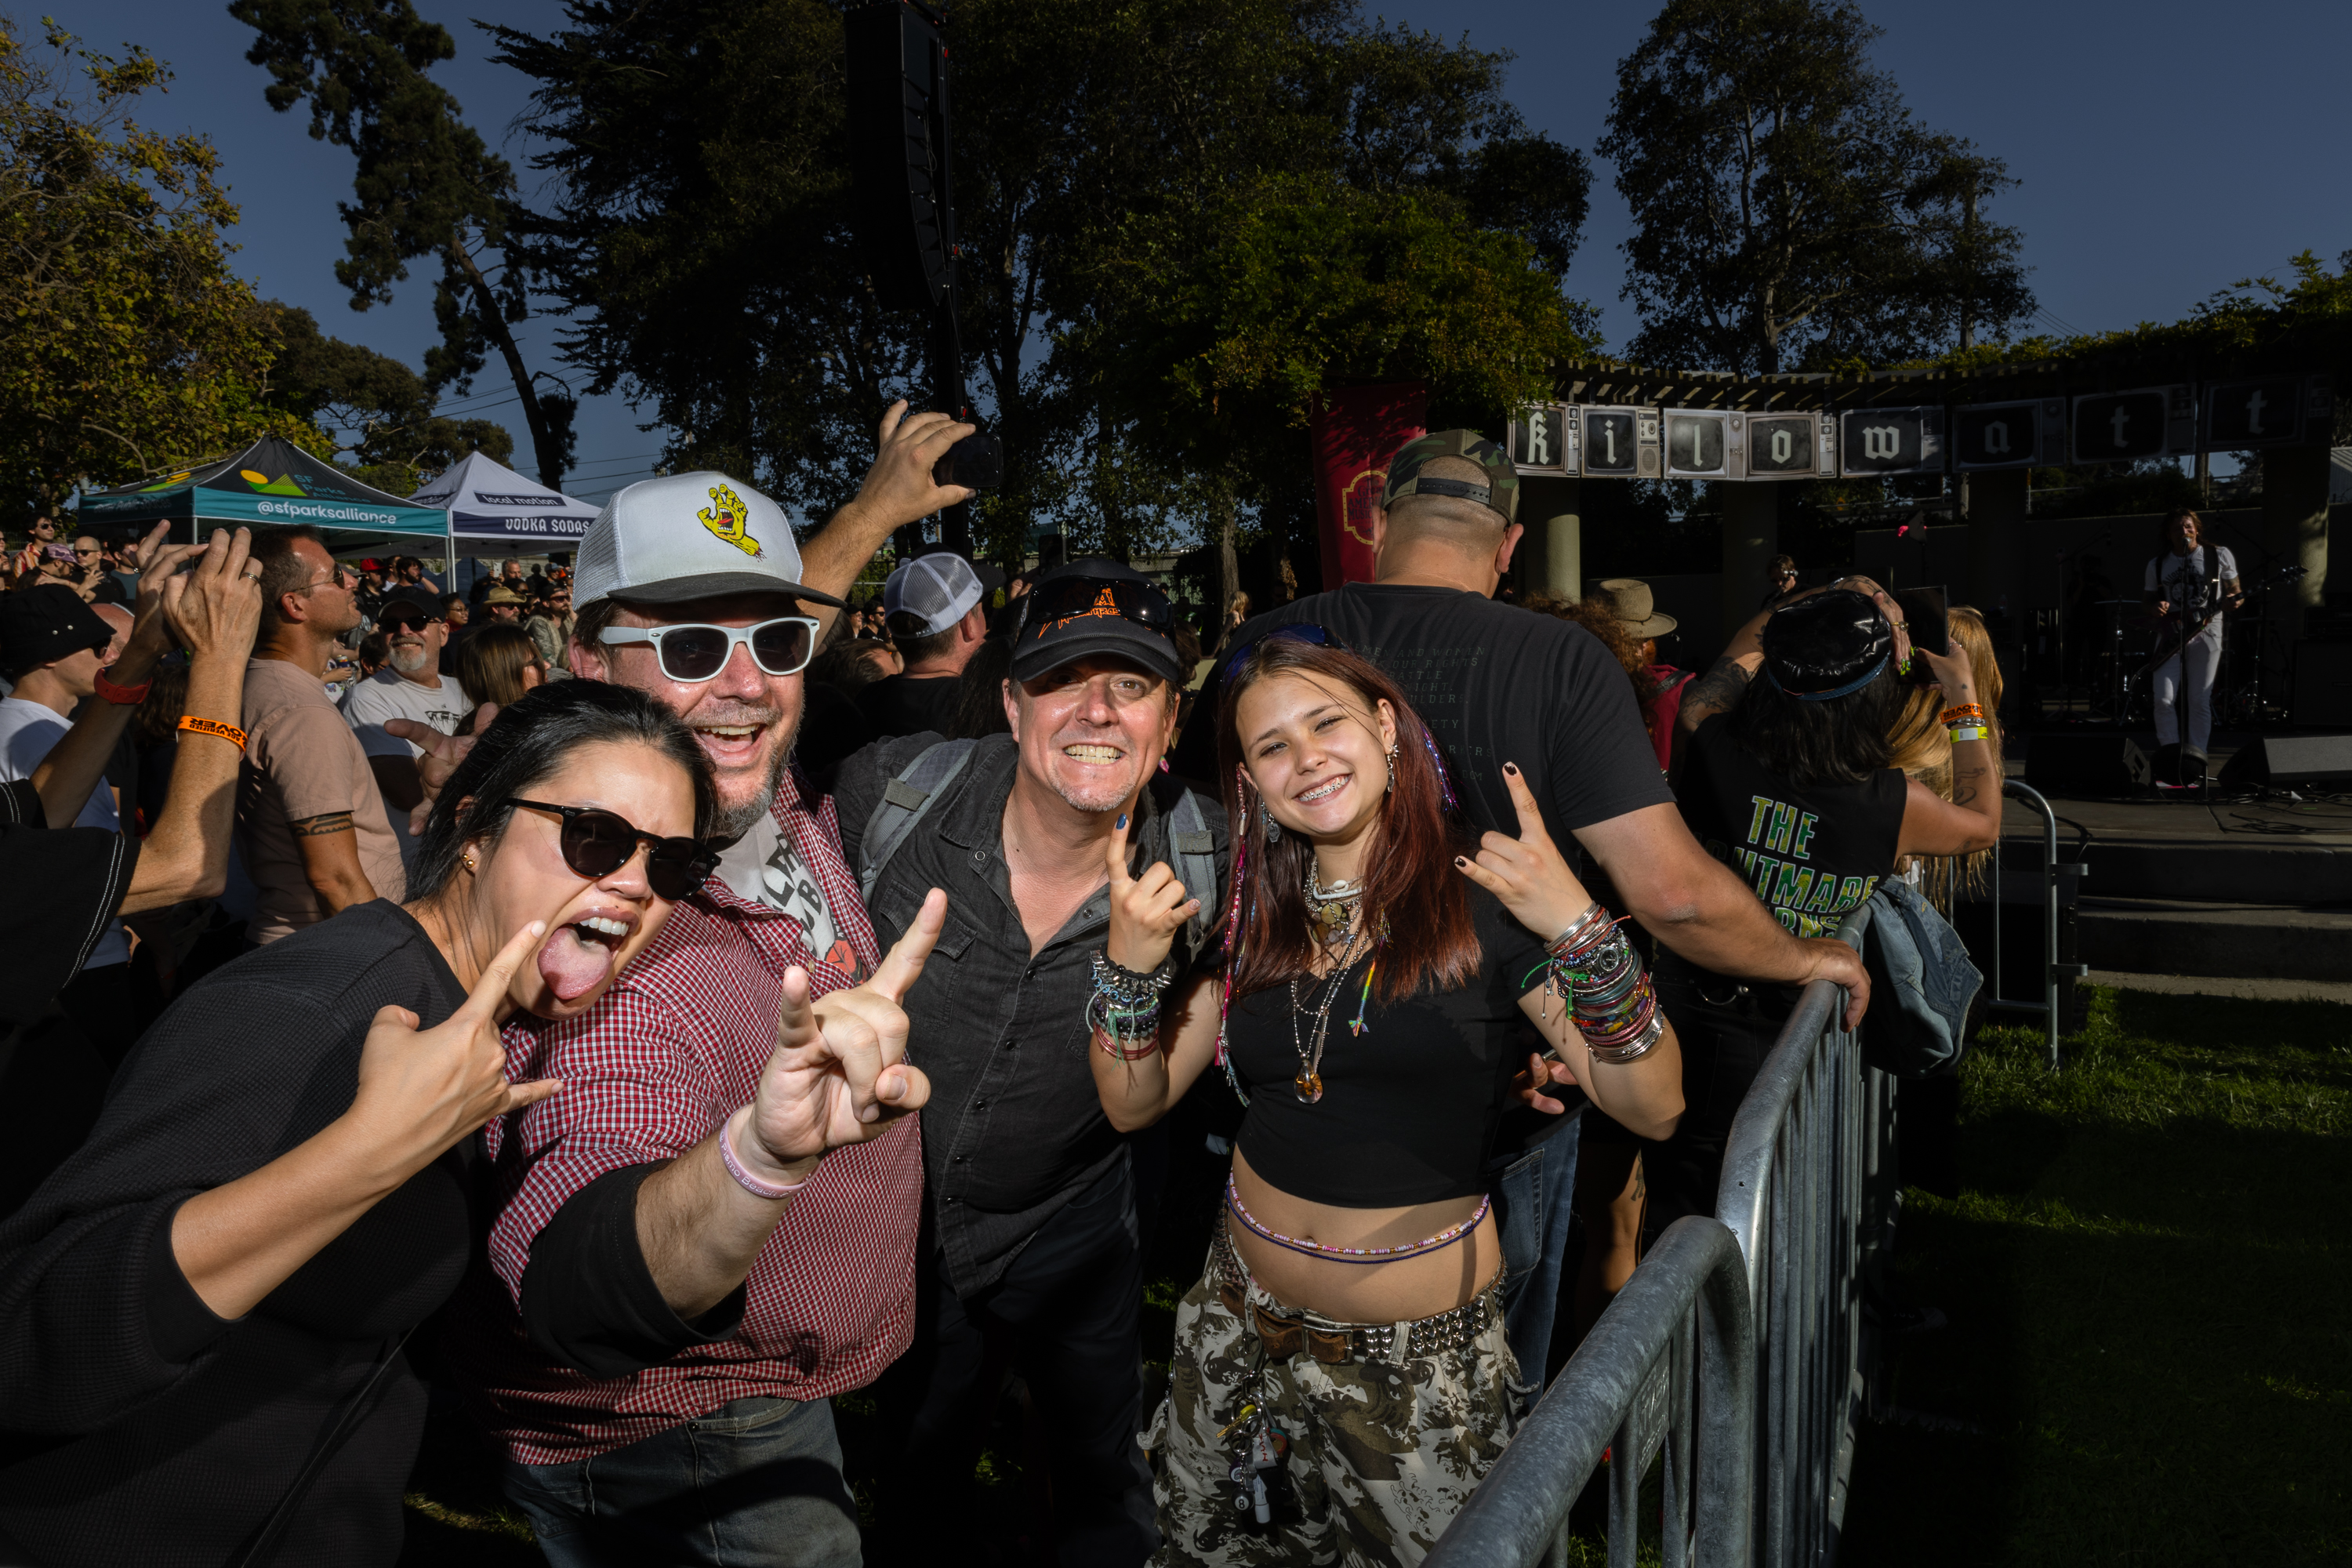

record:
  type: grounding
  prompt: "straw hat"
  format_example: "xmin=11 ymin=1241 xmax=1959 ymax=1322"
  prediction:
xmin=1594 ymin=578 xmax=1677 ymax=640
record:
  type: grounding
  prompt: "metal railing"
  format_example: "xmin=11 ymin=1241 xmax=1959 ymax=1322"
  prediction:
xmin=1984 ymin=779 xmax=2089 ymax=1067
xmin=1431 ymin=906 xmax=1894 ymax=1568
xmin=1714 ymin=904 xmax=1892 ymax=1568
xmin=1424 ymin=1216 xmax=1755 ymax=1568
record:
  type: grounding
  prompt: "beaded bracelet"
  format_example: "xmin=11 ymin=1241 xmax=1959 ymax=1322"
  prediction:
xmin=1085 ymin=989 xmax=1162 ymax=1056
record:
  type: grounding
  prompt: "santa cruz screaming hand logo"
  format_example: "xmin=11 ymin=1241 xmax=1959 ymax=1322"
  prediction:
xmin=699 ymin=483 xmax=762 ymax=558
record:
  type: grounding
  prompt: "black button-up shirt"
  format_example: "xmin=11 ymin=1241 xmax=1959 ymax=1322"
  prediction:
xmin=831 ymin=732 xmax=1230 ymax=1296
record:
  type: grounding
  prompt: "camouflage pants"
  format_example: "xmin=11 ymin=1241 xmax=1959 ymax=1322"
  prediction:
xmin=1142 ymin=1228 xmax=1524 ymax=1567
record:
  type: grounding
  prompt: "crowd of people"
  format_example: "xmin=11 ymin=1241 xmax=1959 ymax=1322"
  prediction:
xmin=0 ymin=408 xmax=2001 ymax=1568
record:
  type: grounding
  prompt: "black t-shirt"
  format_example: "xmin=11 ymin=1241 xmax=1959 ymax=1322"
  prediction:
xmin=0 ymin=900 xmax=472 ymax=1566
xmin=1675 ymin=714 xmax=1906 ymax=949
xmin=1175 ymin=583 xmax=1672 ymax=844
xmin=856 ymin=672 xmax=964 ymax=740
xmin=1227 ymin=887 xmax=1545 ymax=1208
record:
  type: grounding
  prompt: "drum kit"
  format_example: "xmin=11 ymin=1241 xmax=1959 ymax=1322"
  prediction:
xmin=2072 ymin=564 xmax=2307 ymax=728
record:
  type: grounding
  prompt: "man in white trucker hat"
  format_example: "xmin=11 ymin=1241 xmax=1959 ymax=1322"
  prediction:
xmin=433 ymin=403 xmax=975 ymax=1566
xmin=859 ymin=550 xmax=1004 ymax=739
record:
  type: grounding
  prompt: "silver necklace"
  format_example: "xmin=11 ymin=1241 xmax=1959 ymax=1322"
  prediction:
xmin=1287 ymin=927 xmax=1367 ymax=1103
xmin=1303 ymin=866 xmax=1363 ymax=947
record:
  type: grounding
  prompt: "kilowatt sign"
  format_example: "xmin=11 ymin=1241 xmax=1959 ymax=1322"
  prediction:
xmin=1838 ymin=406 xmax=1944 ymax=477
xmin=1580 ymin=405 xmax=1661 ymax=478
xmin=1508 ymin=404 xmax=1579 ymax=475
xmin=1662 ymin=409 xmax=1737 ymax=480
xmin=2071 ymin=384 xmax=2194 ymax=464
xmin=2204 ymin=374 xmax=2332 ymax=451
xmin=1952 ymin=398 xmax=2065 ymax=470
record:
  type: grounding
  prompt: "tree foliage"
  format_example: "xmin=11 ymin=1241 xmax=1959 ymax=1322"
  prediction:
xmin=262 ymin=301 xmax=514 ymax=492
xmin=0 ymin=18 xmax=318 ymax=511
xmin=230 ymin=0 xmax=576 ymax=486
xmin=1599 ymin=0 xmax=2033 ymax=376
xmin=490 ymin=0 xmax=1593 ymax=568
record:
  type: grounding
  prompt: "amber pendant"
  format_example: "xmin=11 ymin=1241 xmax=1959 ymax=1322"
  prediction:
xmin=1294 ymin=1072 xmax=1323 ymax=1104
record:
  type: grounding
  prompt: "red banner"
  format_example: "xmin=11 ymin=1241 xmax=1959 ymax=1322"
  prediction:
xmin=1311 ymin=382 xmax=1427 ymax=588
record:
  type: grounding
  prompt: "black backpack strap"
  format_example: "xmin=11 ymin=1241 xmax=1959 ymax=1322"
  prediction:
xmin=232 ymin=1326 xmax=415 ymax=1568
xmin=858 ymin=739 xmax=979 ymax=902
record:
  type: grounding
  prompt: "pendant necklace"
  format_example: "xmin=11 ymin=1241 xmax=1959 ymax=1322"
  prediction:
xmin=1288 ymin=925 xmax=1365 ymax=1104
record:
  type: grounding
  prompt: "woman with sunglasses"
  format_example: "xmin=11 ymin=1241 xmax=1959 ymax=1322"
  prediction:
xmin=1089 ymin=636 xmax=1687 ymax=1567
xmin=0 ymin=682 xmax=721 ymax=1566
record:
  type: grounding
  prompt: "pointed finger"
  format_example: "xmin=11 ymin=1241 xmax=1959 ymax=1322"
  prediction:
xmin=503 ymin=1078 xmax=564 ymax=1112
xmin=1105 ymin=807 xmax=1138 ymax=891
xmin=776 ymin=965 xmax=816 ymax=1050
xmin=876 ymin=397 xmax=909 ymax=445
xmin=456 ymin=920 xmax=546 ymax=1022
xmin=866 ymin=888 xmax=946 ymax=1005
xmin=1500 ymin=764 xmax=1548 ymax=844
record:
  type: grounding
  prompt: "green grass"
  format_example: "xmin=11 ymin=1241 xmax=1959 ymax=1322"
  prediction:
xmin=1842 ymin=986 xmax=2352 ymax=1566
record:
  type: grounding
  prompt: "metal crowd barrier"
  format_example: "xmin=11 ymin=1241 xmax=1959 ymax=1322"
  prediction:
xmin=1984 ymin=778 xmax=2089 ymax=1068
xmin=1429 ymin=906 xmax=1892 ymax=1568
xmin=1423 ymin=1217 xmax=1755 ymax=1568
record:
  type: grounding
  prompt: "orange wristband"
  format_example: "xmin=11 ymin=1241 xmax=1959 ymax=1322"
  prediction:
xmin=177 ymin=715 xmax=247 ymax=751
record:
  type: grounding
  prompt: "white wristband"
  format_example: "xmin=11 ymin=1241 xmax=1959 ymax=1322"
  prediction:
xmin=720 ymin=1105 xmax=814 ymax=1200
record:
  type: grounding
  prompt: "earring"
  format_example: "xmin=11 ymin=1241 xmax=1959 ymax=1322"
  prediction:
xmin=1386 ymin=742 xmax=1399 ymax=795
xmin=462 ymin=849 xmax=479 ymax=872
xmin=1262 ymin=803 xmax=1282 ymax=844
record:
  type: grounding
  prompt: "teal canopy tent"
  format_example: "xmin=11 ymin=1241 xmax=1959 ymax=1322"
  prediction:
xmin=77 ymin=437 xmax=452 ymax=557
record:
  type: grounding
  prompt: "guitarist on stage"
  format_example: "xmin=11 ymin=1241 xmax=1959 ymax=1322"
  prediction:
xmin=2143 ymin=506 xmax=2243 ymax=783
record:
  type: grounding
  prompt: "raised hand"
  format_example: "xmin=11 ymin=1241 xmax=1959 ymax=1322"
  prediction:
xmin=125 ymin=521 xmax=205 ymax=661
xmin=741 ymin=890 xmax=944 ymax=1178
xmin=1454 ymin=761 xmax=1592 ymax=942
xmin=161 ymin=528 xmax=263 ymax=663
xmin=387 ymin=704 xmax=495 ymax=835
xmin=1105 ymin=800 xmax=1197 ymax=974
xmin=848 ymin=398 xmax=977 ymax=529
xmin=340 ymin=920 xmax=562 ymax=1173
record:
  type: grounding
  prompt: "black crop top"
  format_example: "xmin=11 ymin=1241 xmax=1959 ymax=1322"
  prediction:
xmin=1227 ymin=886 xmax=1546 ymax=1208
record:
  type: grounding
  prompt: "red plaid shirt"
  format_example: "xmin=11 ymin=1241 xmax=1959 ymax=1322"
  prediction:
xmin=456 ymin=766 xmax=923 ymax=1465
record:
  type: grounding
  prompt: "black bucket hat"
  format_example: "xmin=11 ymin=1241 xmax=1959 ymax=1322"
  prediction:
xmin=1760 ymin=589 xmax=1893 ymax=700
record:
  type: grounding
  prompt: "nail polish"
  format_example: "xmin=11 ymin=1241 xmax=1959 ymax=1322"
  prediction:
xmin=1116 ymin=814 xmax=1127 ymax=830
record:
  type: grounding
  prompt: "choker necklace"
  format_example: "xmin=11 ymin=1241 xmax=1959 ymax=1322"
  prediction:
xmin=1303 ymin=867 xmax=1363 ymax=944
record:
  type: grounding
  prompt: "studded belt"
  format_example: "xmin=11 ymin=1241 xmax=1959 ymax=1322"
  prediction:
xmin=1211 ymin=1221 xmax=1501 ymax=1364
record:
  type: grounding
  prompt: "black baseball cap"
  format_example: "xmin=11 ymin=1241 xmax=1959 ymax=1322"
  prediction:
xmin=1009 ymin=557 xmax=1184 ymax=686
xmin=0 ymin=584 xmax=116 ymax=670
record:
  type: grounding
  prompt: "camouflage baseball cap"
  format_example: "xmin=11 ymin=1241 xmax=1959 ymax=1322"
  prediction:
xmin=1378 ymin=429 xmax=1519 ymax=526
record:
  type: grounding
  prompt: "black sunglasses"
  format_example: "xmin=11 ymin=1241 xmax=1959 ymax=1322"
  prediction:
xmin=1218 ymin=622 xmax=1349 ymax=688
xmin=1017 ymin=575 xmax=1174 ymax=646
xmin=379 ymin=608 xmax=437 ymax=633
xmin=508 ymin=800 xmax=717 ymax=902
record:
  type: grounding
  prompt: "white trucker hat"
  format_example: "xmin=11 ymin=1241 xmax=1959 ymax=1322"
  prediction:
xmin=573 ymin=470 xmax=844 ymax=611
xmin=882 ymin=551 xmax=1004 ymax=637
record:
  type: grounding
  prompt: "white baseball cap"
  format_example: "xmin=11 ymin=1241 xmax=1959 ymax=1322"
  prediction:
xmin=882 ymin=551 xmax=1004 ymax=637
xmin=573 ymin=470 xmax=844 ymax=611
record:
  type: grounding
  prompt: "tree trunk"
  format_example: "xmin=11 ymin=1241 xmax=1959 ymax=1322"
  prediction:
xmin=448 ymin=241 xmax=562 ymax=490
xmin=1215 ymin=471 xmax=1241 ymax=628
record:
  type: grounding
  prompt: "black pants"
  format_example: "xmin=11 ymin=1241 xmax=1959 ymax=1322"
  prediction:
xmin=886 ymin=1156 xmax=1158 ymax=1566
xmin=1639 ymin=981 xmax=1790 ymax=1251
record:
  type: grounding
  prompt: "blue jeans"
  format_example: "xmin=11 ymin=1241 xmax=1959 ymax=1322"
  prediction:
xmin=503 ymin=1395 xmax=861 ymax=1568
xmin=1489 ymin=1114 xmax=1581 ymax=1392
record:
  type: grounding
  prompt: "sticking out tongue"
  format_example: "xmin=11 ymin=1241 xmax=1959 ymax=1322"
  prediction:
xmin=538 ymin=924 xmax=615 ymax=1003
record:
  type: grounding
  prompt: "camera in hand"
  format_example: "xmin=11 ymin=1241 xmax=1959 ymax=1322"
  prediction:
xmin=933 ymin=434 xmax=1004 ymax=492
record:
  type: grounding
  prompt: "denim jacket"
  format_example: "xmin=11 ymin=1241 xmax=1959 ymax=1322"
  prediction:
xmin=1860 ymin=877 xmax=1983 ymax=1076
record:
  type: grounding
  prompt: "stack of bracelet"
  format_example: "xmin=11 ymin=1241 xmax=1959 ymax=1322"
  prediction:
xmin=1088 ymin=949 xmax=1176 ymax=1060
xmin=1940 ymin=702 xmax=1989 ymax=744
xmin=1543 ymin=900 xmax=1666 ymax=1065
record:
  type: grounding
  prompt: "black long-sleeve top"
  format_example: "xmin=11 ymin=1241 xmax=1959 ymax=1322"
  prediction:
xmin=0 ymin=899 xmax=472 ymax=1567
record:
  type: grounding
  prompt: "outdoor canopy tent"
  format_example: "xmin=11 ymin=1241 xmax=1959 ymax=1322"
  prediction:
xmin=408 ymin=451 xmax=601 ymax=550
xmin=76 ymin=436 xmax=452 ymax=557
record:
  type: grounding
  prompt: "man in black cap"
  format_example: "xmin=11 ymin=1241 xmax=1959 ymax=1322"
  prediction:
xmin=828 ymin=557 xmax=1227 ymax=1564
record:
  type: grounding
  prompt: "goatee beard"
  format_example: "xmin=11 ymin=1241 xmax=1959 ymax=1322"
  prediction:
xmin=707 ymin=710 xmax=806 ymax=841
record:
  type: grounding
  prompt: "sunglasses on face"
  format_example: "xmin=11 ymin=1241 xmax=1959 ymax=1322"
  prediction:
xmin=597 ymin=615 xmax=819 ymax=683
xmin=379 ymin=609 xmax=437 ymax=633
xmin=507 ymin=800 xmax=717 ymax=902
xmin=1016 ymin=575 xmax=1174 ymax=647
xmin=1218 ymin=621 xmax=1350 ymax=688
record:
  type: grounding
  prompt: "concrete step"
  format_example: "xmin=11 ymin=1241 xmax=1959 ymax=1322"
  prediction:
xmin=2074 ymin=896 xmax=2352 ymax=981
xmin=2059 ymin=840 xmax=2352 ymax=904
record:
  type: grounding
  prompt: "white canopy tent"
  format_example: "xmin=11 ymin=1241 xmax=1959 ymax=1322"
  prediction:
xmin=408 ymin=452 xmax=601 ymax=554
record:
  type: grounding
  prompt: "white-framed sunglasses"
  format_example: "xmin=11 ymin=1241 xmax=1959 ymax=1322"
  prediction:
xmin=598 ymin=615 xmax=821 ymax=683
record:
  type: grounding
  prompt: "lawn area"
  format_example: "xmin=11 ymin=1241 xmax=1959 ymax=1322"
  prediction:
xmin=398 ymin=985 xmax=2352 ymax=1564
xmin=1841 ymin=986 xmax=2352 ymax=1565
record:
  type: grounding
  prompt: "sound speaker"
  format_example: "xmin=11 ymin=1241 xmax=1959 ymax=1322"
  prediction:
xmin=2025 ymin=733 xmax=2148 ymax=795
xmin=2292 ymin=640 xmax=2352 ymax=728
xmin=2216 ymin=734 xmax=2352 ymax=789
xmin=844 ymin=2 xmax=952 ymax=314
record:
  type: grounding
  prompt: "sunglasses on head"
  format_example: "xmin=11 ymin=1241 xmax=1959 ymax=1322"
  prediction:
xmin=1017 ymin=575 xmax=1174 ymax=646
xmin=598 ymin=615 xmax=819 ymax=683
xmin=507 ymin=800 xmax=717 ymax=902
xmin=1218 ymin=622 xmax=1350 ymax=688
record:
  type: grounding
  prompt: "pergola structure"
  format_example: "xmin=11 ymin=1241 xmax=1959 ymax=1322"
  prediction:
xmin=1515 ymin=355 xmax=2337 ymax=644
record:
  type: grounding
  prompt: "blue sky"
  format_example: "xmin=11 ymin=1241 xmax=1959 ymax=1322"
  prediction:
xmin=54 ymin=0 xmax=2352 ymax=513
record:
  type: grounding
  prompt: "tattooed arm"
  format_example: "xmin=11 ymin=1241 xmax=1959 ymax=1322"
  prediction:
xmin=290 ymin=811 xmax=379 ymax=916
